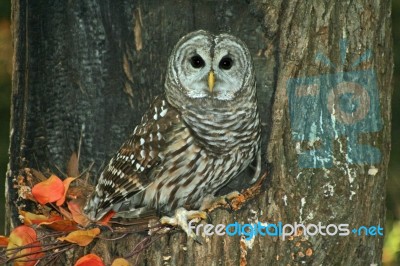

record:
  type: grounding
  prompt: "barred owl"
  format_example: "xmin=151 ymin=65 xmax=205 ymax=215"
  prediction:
xmin=84 ymin=30 xmax=261 ymax=221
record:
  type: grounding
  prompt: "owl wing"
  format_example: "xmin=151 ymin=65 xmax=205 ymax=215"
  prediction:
xmin=86 ymin=95 xmax=181 ymax=220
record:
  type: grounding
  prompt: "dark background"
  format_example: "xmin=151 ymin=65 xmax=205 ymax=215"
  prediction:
xmin=0 ymin=0 xmax=11 ymax=236
xmin=0 ymin=1 xmax=398 ymax=264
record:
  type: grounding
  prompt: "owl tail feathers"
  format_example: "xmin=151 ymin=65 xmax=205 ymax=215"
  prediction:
xmin=83 ymin=194 xmax=114 ymax=222
xmin=83 ymin=195 xmax=157 ymax=225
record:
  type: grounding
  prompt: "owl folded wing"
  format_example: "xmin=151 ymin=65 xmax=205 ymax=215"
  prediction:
xmin=85 ymin=95 xmax=181 ymax=220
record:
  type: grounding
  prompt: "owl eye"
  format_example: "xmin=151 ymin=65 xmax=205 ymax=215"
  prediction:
xmin=219 ymin=56 xmax=233 ymax=70
xmin=190 ymin=55 xmax=205 ymax=68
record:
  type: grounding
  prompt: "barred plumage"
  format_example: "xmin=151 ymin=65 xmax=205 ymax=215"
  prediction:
xmin=84 ymin=30 xmax=261 ymax=221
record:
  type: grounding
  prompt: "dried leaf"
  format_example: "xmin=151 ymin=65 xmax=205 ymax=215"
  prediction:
xmin=134 ymin=8 xmax=143 ymax=52
xmin=74 ymin=253 xmax=105 ymax=266
xmin=7 ymin=225 xmax=43 ymax=266
xmin=56 ymin=177 xmax=77 ymax=206
xmin=19 ymin=210 xmax=62 ymax=225
xmin=57 ymin=228 xmax=100 ymax=247
xmin=58 ymin=206 xmax=73 ymax=220
xmin=67 ymin=152 xmax=80 ymax=177
xmin=31 ymin=175 xmax=65 ymax=205
xmin=112 ymin=258 xmax=131 ymax=266
xmin=67 ymin=200 xmax=91 ymax=227
xmin=0 ymin=235 xmax=9 ymax=247
xmin=29 ymin=168 xmax=47 ymax=182
xmin=39 ymin=220 xmax=79 ymax=232
xmin=65 ymin=185 xmax=85 ymax=199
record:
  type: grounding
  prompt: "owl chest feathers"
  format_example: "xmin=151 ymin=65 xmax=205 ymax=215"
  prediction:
xmin=180 ymin=104 xmax=260 ymax=155
xmin=136 ymin=97 xmax=261 ymax=211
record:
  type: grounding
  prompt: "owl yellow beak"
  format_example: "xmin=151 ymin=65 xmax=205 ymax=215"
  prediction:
xmin=208 ymin=71 xmax=215 ymax=93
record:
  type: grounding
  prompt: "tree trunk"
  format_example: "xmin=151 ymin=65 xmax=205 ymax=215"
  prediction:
xmin=7 ymin=0 xmax=392 ymax=265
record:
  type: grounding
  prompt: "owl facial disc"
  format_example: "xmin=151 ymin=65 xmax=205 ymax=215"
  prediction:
xmin=166 ymin=30 xmax=254 ymax=103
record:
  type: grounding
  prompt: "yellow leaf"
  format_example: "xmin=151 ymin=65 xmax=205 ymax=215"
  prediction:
xmin=58 ymin=228 xmax=100 ymax=247
xmin=112 ymin=258 xmax=131 ymax=266
xmin=19 ymin=210 xmax=62 ymax=225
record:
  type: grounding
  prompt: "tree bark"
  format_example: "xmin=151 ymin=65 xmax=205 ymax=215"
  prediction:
xmin=7 ymin=0 xmax=392 ymax=265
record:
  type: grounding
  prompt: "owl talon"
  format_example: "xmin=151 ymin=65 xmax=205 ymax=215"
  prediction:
xmin=160 ymin=207 xmax=207 ymax=242
xmin=200 ymin=191 xmax=241 ymax=212
xmin=225 ymin=197 xmax=235 ymax=212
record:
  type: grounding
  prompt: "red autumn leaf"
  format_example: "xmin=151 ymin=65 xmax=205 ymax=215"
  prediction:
xmin=7 ymin=225 xmax=43 ymax=266
xmin=111 ymin=258 xmax=130 ymax=266
xmin=57 ymin=228 xmax=100 ymax=247
xmin=74 ymin=254 xmax=105 ymax=266
xmin=56 ymin=177 xmax=77 ymax=206
xmin=67 ymin=200 xmax=91 ymax=227
xmin=19 ymin=210 xmax=62 ymax=225
xmin=0 ymin=235 xmax=9 ymax=247
xmin=39 ymin=220 xmax=79 ymax=232
xmin=98 ymin=210 xmax=116 ymax=226
xmin=31 ymin=175 xmax=65 ymax=205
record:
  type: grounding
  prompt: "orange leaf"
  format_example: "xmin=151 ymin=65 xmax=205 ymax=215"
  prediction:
xmin=31 ymin=175 xmax=65 ymax=204
xmin=0 ymin=235 xmax=9 ymax=247
xmin=7 ymin=225 xmax=43 ymax=266
xmin=112 ymin=258 xmax=131 ymax=266
xmin=39 ymin=220 xmax=79 ymax=232
xmin=67 ymin=200 xmax=91 ymax=226
xmin=74 ymin=254 xmax=105 ymax=266
xmin=98 ymin=210 xmax=116 ymax=226
xmin=57 ymin=228 xmax=100 ymax=247
xmin=56 ymin=177 xmax=77 ymax=206
xmin=19 ymin=210 xmax=62 ymax=225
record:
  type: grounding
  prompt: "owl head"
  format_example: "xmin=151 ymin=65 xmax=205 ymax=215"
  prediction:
xmin=165 ymin=30 xmax=255 ymax=108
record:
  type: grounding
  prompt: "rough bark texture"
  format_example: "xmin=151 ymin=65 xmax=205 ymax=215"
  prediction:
xmin=7 ymin=0 xmax=392 ymax=265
